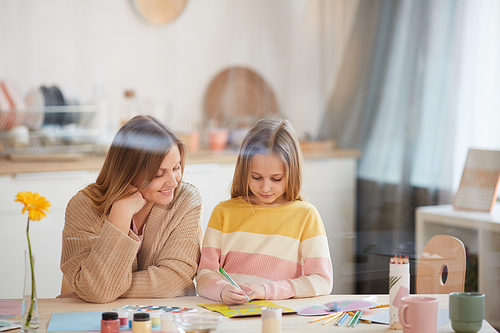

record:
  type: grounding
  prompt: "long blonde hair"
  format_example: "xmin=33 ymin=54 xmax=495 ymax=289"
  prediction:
xmin=231 ymin=118 xmax=304 ymax=201
xmin=83 ymin=115 xmax=187 ymax=221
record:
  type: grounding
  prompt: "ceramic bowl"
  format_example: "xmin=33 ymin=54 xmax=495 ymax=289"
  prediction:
xmin=174 ymin=313 xmax=222 ymax=333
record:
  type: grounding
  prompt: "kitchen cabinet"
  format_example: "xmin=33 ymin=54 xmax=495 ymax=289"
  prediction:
xmin=0 ymin=151 xmax=358 ymax=298
xmin=0 ymin=170 xmax=100 ymax=298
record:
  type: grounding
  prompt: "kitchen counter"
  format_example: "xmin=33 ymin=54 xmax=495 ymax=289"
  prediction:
xmin=0 ymin=149 xmax=360 ymax=175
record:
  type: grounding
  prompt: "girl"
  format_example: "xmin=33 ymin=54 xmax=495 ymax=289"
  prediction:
xmin=196 ymin=118 xmax=333 ymax=304
xmin=60 ymin=115 xmax=202 ymax=303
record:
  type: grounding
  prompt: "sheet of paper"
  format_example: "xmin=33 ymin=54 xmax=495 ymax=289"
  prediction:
xmin=296 ymin=299 xmax=377 ymax=316
xmin=362 ymin=309 xmax=450 ymax=326
xmin=47 ymin=312 xmax=102 ymax=332
xmin=0 ymin=320 xmax=21 ymax=332
xmin=0 ymin=300 xmax=21 ymax=316
xmin=198 ymin=300 xmax=296 ymax=318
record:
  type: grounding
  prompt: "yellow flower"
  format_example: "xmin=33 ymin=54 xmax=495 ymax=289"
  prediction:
xmin=15 ymin=191 xmax=51 ymax=221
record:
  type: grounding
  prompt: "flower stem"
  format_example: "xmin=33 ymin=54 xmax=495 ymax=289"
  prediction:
xmin=25 ymin=217 xmax=35 ymax=327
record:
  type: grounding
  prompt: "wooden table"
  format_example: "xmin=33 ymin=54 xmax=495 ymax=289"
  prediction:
xmin=5 ymin=294 xmax=498 ymax=332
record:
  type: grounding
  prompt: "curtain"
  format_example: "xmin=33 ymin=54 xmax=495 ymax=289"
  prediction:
xmin=318 ymin=0 xmax=467 ymax=293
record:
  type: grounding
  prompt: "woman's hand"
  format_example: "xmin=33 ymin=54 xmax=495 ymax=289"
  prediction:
xmin=241 ymin=283 xmax=266 ymax=301
xmin=220 ymin=284 xmax=250 ymax=305
xmin=108 ymin=186 xmax=146 ymax=234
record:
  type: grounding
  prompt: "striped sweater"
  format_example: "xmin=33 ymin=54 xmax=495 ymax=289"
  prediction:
xmin=196 ymin=197 xmax=333 ymax=301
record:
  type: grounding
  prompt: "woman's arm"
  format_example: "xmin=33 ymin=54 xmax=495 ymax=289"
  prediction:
xmin=122 ymin=184 xmax=203 ymax=298
xmin=60 ymin=192 xmax=140 ymax=303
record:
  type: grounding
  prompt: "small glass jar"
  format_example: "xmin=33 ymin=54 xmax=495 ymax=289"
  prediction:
xmin=149 ymin=310 xmax=161 ymax=327
xmin=101 ymin=312 xmax=120 ymax=333
xmin=160 ymin=313 xmax=176 ymax=333
xmin=132 ymin=312 xmax=151 ymax=333
xmin=117 ymin=310 xmax=128 ymax=328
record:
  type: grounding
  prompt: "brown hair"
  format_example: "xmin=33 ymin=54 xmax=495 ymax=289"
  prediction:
xmin=83 ymin=115 xmax=187 ymax=221
xmin=231 ymin=118 xmax=304 ymax=201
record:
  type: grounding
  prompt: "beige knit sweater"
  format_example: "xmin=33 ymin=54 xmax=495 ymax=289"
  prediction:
xmin=60 ymin=182 xmax=203 ymax=303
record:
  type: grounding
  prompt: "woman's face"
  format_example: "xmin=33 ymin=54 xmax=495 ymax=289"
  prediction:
xmin=136 ymin=145 xmax=182 ymax=206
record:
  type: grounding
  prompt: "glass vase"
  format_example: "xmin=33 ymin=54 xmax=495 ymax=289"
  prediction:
xmin=21 ymin=249 xmax=39 ymax=332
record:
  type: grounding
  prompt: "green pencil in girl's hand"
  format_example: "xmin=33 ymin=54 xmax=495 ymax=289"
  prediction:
xmin=219 ymin=268 xmax=251 ymax=302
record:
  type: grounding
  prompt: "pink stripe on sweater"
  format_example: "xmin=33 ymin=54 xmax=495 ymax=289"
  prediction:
xmin=199 ymin=249 xmax=333 ymax=282
xmin=304 ymin=257 xmax=333 ymax=281
xmin=221 ymin=252 xmax=302 ymax=280
xmin=199 ymin=247 xmax=221 ymax=270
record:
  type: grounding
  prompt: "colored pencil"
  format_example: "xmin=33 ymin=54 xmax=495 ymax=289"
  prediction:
xmin=309 ymin=312 xmax=340 ymax=323
xmin=321 ymin=312 xmax=344 ymax=325
xmin=218 ymin=268 xmax=251 ymax=302
xmin=348 ymin=311 xmax=372 ymax=324
xmin=336 ymin=312 xmax=349 ymax=326
xmin=370 ymin=304 xmax=389 ymax=309
xmin=352 ymin=310 xmax=363 ymax=327
xmin=347 ymin=311 xmax=359 ymax=327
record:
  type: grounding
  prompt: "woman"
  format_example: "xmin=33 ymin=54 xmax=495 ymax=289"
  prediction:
xmin=60 ymin=115 xmax=202 ymax=303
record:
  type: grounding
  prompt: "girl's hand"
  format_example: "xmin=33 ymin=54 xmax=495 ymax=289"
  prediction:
xmin=241 ymin=283 xmax=266 ymax=301
xmin=220 ymin=285 xmax=250 ymax=305
xmin=108 ymin=186 xmax=146 ymax=234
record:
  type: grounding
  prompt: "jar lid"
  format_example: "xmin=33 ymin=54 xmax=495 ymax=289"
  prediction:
xmin=134 ymin=312 xmax=150 ymax=321
xmin=117 ymin=310 xmax=128 ymax=318
xmin=102 ymin=312 xmax=118 ymax=320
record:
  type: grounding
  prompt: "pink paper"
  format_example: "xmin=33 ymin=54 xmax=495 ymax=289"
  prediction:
xmin=0 ymin=300 xmax=22 ymax=316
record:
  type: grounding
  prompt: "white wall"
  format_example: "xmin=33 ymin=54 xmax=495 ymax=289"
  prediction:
xmin=0 ymin=0 xmax=358 ymax=138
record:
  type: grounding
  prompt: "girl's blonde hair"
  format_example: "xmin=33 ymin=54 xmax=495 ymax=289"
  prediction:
xmin=83 ymin=115 xmax=187 ymax=221
xmin=231 ymin=118 xmax=304 ymax=201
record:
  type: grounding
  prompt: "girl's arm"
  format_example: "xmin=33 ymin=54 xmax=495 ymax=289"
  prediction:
xmin=259 ymin=207 xmax=333 ymax=300
xmin=268 ymin=236 xmax=333 ymax=299
xmin=196 ymin=229 xmax=231 ymax=302
xmin=196 ymin=205 xmax=237 ymax=302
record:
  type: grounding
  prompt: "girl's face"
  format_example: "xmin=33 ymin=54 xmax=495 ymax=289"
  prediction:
xmin=248 ymin=153 xmax=288 ymax=206
xmin=135 ymin=145 xmax=182 ymax=206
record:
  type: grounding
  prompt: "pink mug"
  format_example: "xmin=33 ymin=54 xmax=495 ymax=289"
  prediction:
xmin=398 ymin=296 xmax=439 ymax=333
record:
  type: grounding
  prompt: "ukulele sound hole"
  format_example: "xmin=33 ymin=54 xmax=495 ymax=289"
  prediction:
xmin=440 ymin=264 xmax=448 ymax=285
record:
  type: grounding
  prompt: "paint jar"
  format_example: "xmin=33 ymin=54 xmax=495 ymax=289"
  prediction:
xmin=149 ymin=310 xmax=161 ymax=327
xmin=101 ymin=312 xmax=120 ymax=333
xmin=160 ymin=313 xmax=176 ymax=333
xmin=261 ymin=307 xmax=282 ymax=333
xmin=117 ymin=310 xmax=128 ymax=328
xmin=132 ymin=312 xmax=152 ymax=333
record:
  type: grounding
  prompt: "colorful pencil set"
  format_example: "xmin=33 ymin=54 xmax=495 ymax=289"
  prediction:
xmin=390 ymin=254 xmax=409 ymax=264
xmin=309 ymin=309 xmax=372 ymax=327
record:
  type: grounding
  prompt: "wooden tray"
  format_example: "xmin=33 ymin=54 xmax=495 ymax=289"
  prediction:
xmin=204 ymin=67 xmax=278 ymax=127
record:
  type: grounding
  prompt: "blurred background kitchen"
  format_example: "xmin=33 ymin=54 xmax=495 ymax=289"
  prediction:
xmin=1 ymin=0 xmax=499 ymax=329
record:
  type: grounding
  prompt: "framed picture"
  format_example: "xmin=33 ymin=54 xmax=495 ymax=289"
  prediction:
xmin=453 ymin=149 xmax=500 ymax=212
